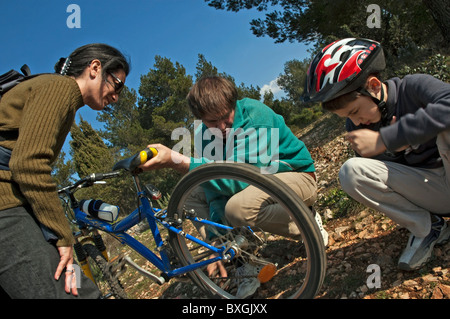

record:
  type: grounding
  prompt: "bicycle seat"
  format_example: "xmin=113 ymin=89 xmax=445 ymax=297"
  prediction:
xmin=113 ymin=147 xmax=157 ymax=172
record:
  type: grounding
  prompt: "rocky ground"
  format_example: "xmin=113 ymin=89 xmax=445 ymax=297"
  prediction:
xmin=112 ymin=113 xmax=450 ymax=299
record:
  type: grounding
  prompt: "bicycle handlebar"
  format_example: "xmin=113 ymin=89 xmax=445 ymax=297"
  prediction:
xmin=58 ymin=148 xmax=158 ymax=195
xmin=86 ymin=171 xmax=122 ymax=183
xmin=112 ymin=147 xmax=158 ymax=172
xmin=132 ymin=147 xmax=158 ymax=169
xmin=58 ymin=171 xmax=122 ymax=194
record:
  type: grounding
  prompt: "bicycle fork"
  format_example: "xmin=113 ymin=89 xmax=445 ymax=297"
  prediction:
xmin=73 ymin=229 xmax=109 ymax=283
xmin=73 ymin=240 xmax=94 ymax=282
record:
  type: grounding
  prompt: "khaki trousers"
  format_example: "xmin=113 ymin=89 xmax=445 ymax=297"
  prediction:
xmin=185 ymin=171 xmax=317 ymax=239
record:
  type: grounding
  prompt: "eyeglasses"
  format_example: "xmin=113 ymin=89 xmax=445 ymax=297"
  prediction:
xmin=105 ymin=72 xmax=124 ymax=95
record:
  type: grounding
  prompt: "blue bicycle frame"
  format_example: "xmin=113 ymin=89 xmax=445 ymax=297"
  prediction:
xmin=73 ymin=190 xmax=235 ymax=279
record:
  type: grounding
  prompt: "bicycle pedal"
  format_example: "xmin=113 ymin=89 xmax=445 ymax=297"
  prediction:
xmin=123 ymin=256 xmax=165 ymax=285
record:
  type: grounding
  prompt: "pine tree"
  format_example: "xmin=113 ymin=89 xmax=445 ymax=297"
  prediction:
xmin=70 ymin=117 xmax=112 ymax=177
xmin=51 ymin=151 xmax=75 ymax=189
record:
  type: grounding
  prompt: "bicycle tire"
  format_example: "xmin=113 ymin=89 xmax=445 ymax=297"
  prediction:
xmin=83 ymin=244 xmax=128 ymax=299
xmin=167 ymin=162 xmax=326 ymax=299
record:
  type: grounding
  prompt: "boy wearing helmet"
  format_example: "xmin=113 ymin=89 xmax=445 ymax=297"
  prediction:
xmin=303 ymin=38 xmax=450 ymax=271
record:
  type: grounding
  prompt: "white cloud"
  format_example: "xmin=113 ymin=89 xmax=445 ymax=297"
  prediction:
xmin=260 ymin=78 xmax=283 ymax=98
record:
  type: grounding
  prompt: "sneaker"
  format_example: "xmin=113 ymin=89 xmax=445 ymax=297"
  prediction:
xmin=398 ymin=215 xmax=450 ymax=271
xmin=314 ymin=210 xmax=329 ymax=247
xmin=235 ymin=263 xmax=260 ymax=298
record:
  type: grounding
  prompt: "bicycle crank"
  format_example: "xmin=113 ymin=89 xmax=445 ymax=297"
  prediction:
xmin=123 ymin=256 xmax=166 ymax=285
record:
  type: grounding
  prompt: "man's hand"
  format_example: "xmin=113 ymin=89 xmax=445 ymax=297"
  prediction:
xmin=207 ymin=259 xmax=228 ymax=279
xmin=139 ymin=143 xmax=190 ymax=174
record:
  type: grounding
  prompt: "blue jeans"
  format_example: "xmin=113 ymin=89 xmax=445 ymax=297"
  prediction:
xmin=0 ymin=206 xmax=101 ymax=298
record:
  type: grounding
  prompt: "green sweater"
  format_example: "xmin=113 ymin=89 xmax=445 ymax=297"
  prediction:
xmin=0 ymin=74 xmax=84 ymax=246
xmin=189 ymin=98 xmax=315 ymax=223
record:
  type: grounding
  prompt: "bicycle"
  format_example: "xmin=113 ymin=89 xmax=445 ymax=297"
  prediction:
xmin=58 ymin=148 xmax=327 ymax=299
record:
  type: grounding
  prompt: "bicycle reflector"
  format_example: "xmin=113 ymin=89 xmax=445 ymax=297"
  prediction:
xmin=144 ymin=183 xmax=162 ymax=200
xmin=258 ymin=263 xmax=277 ymax=283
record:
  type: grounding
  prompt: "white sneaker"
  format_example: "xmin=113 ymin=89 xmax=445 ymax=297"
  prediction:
xmin=235 ymin=264 xmax=260 ymax=298
xmin=314 ymin=210 xmax=329 ymax=247
xmin=398 ymin=215 xmax=450 ymax=271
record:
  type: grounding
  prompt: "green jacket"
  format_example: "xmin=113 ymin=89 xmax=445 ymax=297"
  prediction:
xmin=189 ymin=98 xmax=314 ymax=224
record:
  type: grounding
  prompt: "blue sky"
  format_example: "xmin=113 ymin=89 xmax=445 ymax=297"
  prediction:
xmin=1 ymin=1 xmax=310 ymax=146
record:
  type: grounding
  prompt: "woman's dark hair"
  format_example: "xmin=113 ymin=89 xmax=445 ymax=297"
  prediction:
xmin=54 ymin=43 xmax=130 ymax=77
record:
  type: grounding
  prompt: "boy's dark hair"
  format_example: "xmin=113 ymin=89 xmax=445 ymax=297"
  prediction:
xmin=322 ymin=90 xmax=361 ymax=111
xmin=187 ymin=76 xmax=238 ymax=119
xmin=322 ymin=73 xmax=382 ymax=111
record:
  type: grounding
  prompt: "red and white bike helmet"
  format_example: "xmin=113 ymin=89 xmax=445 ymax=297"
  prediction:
xmin=303 ymin=38 xmax=386 ymax=103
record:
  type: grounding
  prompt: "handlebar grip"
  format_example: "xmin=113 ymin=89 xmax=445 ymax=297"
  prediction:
xmin=99 ymin=171 xmax=122 ymax=180
xmin=138 ymin=147 xmax=158 ymax=165
xmin=87 ymin=171 xmax=121 ymax=183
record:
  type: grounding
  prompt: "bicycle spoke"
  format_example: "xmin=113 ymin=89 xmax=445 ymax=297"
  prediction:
xmin=167 ymin=163 xmax=326 ymax=299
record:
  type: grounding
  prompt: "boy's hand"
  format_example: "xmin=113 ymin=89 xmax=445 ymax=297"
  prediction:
xmin=347 ymin=116 xmax=409 ymax=157
xmin=346 ymin=129 xmax=386 ymax=157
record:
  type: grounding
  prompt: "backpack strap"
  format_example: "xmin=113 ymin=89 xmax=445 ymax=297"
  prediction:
xmin=20 ymin=64 xmax=31 ymax=77
xmin=0 ymin=64 xmax=33 ymax=170
xmin=0 ymin=145 xmax=12 ymax=170
xmin=0 ymin=64 xmax=39 ymax=97
xmin=0 ymin=130 xmax=19 ymax=142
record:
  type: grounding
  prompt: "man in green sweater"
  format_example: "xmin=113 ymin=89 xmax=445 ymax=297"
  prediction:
xmin=141 ymin=76 xmax=328 ymax=244
xmin=142 ymin=76 xmax=327 ymax=297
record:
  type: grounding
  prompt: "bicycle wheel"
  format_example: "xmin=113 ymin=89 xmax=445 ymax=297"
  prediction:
xmin=83 ymin=244 xmax=128 ymax=299
xmin=167 ymin=162 xmax=326 ymax=299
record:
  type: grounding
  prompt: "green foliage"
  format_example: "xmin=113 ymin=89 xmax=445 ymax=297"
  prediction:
xmin=318 ymin=187 xmax=362 ymax=218
xmin=262 ymin=57 xmax=322 ymax=130
xmin=97 ymin=87 xmax=147 ymax=150
xmin=394 ymin=54 xmax=449 ymax=82
xmin=195 ymin=54 xmax=262 ymax=100
xmin=206 ymin=0 xmax=445 ymax=51
xmin=195 ymin=54 xmax=223 ymax=79
xmin=206 ymin=0 xmax=448 ymax=84
xmin=51 ymin=151 xmax=75 ymax=189
xmin=277 ymin=58 xmax=309 ymax=105
xmin=70 ymin=118 xmax=112 ymax=177
xmin=138 ymin=55 xmax=194 ymax=140
xmin=291 ymin=105 xmax=323 ymax=127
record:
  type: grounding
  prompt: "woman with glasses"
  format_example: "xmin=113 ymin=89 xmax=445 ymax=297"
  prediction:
xmin=0 ymin=43 xmax=130 ymax=298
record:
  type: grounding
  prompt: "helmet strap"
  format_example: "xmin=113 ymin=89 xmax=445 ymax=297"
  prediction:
xmin=358 ymin=85 xmax=388 ymax=124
